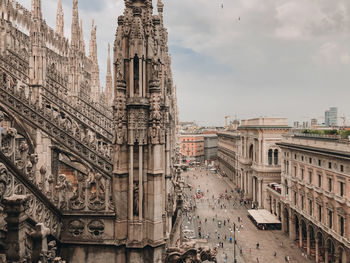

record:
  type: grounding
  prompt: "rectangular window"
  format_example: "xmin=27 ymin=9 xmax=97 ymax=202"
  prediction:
xmin=318 ymin=159 xmax=322 ymax=166
xmin=301 ymin=156 xmax=304 ymax=161
xmin=294 ymin=154 xmax=297 ymax=160
xmin=309 ymin=171 xmax=312 ymax=184
xmin=301 ymin=169 xmax=304 ymax=180
xmin=340 ymin=216 xmax=345 ymax=236
xmin=340 ymin=165 xmax=344 ymax=173
xmin=340 ymin=182 xmax=344 ymax=197
xmin=328 ymin=162 xmax=332 ymax=169
xmin=318 ymin=174 xmax=322 ymax=188
xmin=328 ymin=178 xmax=332 ymax=192
xmin=309 ymin=200 xmax=312 ymax=216
xmin=318 ymin=205 xmax=322 ymax=222
xmin=328 ymin=211 xmax=333 ymax=229
xmin=294 ymin=192 xmax=297 ymax=205
xmin=309 ymin=158 xmax=312 ymax=164
xmin=294 ymin=166 xmax=297 ymax=177
xmin=301 ymin=196 xmax=304 ymax=210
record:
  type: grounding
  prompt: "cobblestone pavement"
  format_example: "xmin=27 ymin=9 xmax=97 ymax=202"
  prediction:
xmin=182 ymin=166 xmax=314 ymax=263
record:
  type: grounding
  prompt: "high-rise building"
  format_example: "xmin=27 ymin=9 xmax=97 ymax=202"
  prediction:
xmin=325 ymin=107 xmax=338 ymax=127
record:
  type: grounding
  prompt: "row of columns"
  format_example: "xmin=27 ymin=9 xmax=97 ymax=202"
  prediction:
xmin=284 ymin=211 xmax=346 ymax=263
xmin=238 ymin=171 xmax=263 ymax=208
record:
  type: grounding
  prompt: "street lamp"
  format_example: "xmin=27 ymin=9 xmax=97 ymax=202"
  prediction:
xmin=233 ymin=222 xmax=237 ymax=263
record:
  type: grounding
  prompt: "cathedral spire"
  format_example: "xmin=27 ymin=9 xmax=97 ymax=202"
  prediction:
xmin=71 ymin=0 xmax=80 ymax=49
xmin=31 ymin=0 xmax=42 ymax=20
xmin=89 ymin=19 xmax=100 ymax=100
xmin=105 ymin=43 xmax=113 ymax=105
xmin=56 ymin=0 xmax=64 ymax=37
xmin=80 ymin=19 xmax=85 ymax=54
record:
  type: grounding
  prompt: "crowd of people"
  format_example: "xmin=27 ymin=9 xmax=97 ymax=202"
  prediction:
xmin=182 ymin=165 xmax=293 ymax=263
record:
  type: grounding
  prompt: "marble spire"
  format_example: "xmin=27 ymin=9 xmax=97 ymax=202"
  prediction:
xmin=31 ymin=0 xmax=42 ymax=20
xmin=80 ymin=19 xmax=85 ymax=54
xmin=105 ymin=43 xmax=113 ymax=105
xmin=89 ymin=19 xmax=100 ymax=100
xmin=71 ymin=0 xmax=80 ymax=49
xmin=56 ymin=0 xmax=64 ymax=37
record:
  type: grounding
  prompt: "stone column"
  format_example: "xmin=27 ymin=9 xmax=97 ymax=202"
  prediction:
xmin=258 ymin=178 xmax=262 ymax=208
xmin=130 ymin=58 xmax=134 ymax=97
xmin=334 ymin=253 xmax=340 ymax=263
xmin=299 ymin=223 xmax=303 ymax=248
xmin=253 ymin=177 xmax=256 ymax=202
xmin=139 ymin=59 xmax=142 ymax=97
xmin=258 ymin=139 xmax=262 ymax=164
xmin=143 ymin=60 xmax=146 ymax=97
xmin=3 ymin=195 xmax=29 ymax=262
xmin=240 ymin=172 xmax=243 ymax=190
xmin=31 ymin=223 xmax=50 ymax=262
xmin=139 ymin=145 xmax=143 ymax=220
xmin=129 ymin=145 xmax=134 ymax=221
xmin=307 ymin=228 xmax=311 ymax=255
xmin=315 ymin=240 xmax=319 ymax=263
xmin=289 ymin=215 xmax=296 ymax=240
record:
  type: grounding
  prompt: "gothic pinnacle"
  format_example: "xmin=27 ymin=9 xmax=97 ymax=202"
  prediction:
xmin=71 ymin=0 xmax=80 ymax=49
xmin=105 ymin=43 xmax=113 ymax=105
xmin=80 ymin=19 xmax=85 ymax=54
xmin=31 ymin=0 xmax=42 ymax=20
xmin=56 ymin=0 xmax=64 ymax=37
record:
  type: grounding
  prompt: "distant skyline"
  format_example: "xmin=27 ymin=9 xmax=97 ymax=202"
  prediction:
xmin=21 ymin=0 xmax=350 ymax=126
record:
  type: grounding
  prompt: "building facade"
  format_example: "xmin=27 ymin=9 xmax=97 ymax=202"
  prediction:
xmin=325 ymin=107 xmax=338 ymax=127
xmin=279 ymin=133 xmax=350 ymax=263
xmin=0 ymin=0 xmax=181 ymax=262
xmin=217 ymin=118 xmax=290 ymax=209
xmin=180 ymin=134 xmax=204 ymax=162
xmin=204 ymin=134 xmax=218 ymax=163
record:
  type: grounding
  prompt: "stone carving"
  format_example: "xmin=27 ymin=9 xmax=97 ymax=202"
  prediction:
xmin=68 ymin=220 xmax=85 ymax=237
xmin=88 ymin=171 xmax=106 ymax=211
xmin=69 ymin=171 xmax=86 ymax=211
xmin=165 ymin=244 xmax=218 ymax=263
xmin=133 ymin=183 xmax=139 ymax=217
xmin=87 ymin=220 xmax=104 ymax=237
xmin=55 ymin=174 xmax=72 ymax=210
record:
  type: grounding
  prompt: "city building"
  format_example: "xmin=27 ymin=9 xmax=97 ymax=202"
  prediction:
xmin=218 ymin=118 xmax=290 ymax=209
xmin=204 ymin=134 xmax=218 ymax=163
xmin=180 ymin=134 xmax=205 ymax=162
xmin=0 ymin=0 xmax=182 ymax=262
xmin=278 ymin=133 xmax=350 ymax=262
xmin=311 ymin=119 xmax=318 ymax=128
xmin=325 ymin=107 xmax=338 ymax=127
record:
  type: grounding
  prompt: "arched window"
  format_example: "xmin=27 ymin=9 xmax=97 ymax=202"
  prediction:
xmin=249 ymin=145 xmax=254 ymax=161
xmin=268 ymin=149 xmax=273 ymax=165
xmin=274 ymin=149 xmax=279 ymax=165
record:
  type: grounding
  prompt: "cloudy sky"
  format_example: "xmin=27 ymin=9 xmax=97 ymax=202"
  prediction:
xmin=21 ymin=0 xmax=350 ymax=126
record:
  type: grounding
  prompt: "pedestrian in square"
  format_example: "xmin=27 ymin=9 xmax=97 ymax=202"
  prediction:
xmin=274 ymin=251 xmax=277 ymax=257
xmin=256 ymin=243 xmax=259 ymax=249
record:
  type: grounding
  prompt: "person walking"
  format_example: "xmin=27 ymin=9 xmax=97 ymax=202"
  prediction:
xmin=256 ymin=243 xmax=259 ymax=249
xmin=274 ymin=251 xmax=277 ymax=257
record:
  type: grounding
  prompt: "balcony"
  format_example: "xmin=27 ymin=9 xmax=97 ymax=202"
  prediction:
xmin=267 ymin=183 xmax=282 ymax=195
xmin=334 ymin=194 xmax=346 ymax=204
xmin=324 ymin=190 xmax=335 ymax=199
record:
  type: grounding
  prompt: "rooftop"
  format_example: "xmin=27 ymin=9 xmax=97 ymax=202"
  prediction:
xmin=239 ymin=118 xmax=290 ymax=129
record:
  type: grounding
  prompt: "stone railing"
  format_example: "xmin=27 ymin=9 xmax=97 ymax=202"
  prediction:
xmin=0 ymin=116 xmax=115 ymax=214
xmin=0 ymin=72 xmax=113 ymax=175
xmin=0 ymin=157 xmax=61 ymax=239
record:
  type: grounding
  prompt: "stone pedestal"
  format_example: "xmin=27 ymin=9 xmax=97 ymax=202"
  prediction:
xmin=3 ymin=195 xmax=30 ymax=262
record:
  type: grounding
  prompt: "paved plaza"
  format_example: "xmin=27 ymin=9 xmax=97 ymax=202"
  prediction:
xmin=182 ymin=166 xmax=314 ymax=263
